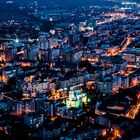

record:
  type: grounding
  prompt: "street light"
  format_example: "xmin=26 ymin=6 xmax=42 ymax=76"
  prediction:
xmin=15 ymin=38 xmax=19 ymax=43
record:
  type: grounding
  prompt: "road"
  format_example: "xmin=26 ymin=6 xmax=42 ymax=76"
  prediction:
xmin=103 ymin=33 xmax=133 ymax=57
xmin=125 ymin=103 xmax=140 ymax=119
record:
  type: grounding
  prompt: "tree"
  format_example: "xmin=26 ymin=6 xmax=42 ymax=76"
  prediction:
xmin=79 ymin=60 xmax=92 ymax=69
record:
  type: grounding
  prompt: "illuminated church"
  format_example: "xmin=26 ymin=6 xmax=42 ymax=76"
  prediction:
xmin=66 ymin=89 xmax=87 ymax=109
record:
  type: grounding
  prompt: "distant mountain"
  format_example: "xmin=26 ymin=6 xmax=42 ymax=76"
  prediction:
xmin=3 ymin=0 xmax=122 ymax=6
xmin=10 ymin=0 xmax=140 ymax=4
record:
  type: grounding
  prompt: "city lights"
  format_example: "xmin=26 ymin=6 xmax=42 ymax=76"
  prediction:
xmin=0 ymin=0 xmax=139 ymax=139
